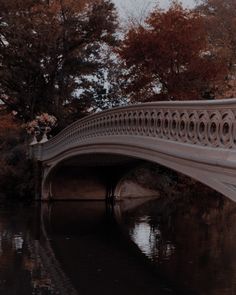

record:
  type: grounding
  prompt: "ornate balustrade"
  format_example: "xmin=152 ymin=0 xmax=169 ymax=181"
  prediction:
xmin=31 ymin=99 xmax=236 ymax=161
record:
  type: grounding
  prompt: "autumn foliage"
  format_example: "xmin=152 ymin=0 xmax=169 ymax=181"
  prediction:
xmin=1 ymin=0 xmax=236 ymax=199
xmin=197 ymin=0 xmax=236 ymax=97
xmin=118 ymin=3 xmax=228 ymax=101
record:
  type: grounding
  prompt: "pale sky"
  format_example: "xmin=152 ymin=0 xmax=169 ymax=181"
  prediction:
xmin=113 ymin=0 xmax=197 ymax=20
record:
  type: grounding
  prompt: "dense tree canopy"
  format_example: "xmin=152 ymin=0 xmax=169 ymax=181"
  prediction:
xmin=0 ymin=0 xmax=233 ymax=125
xmin=118 ymin=3 xmax=227 ymax=101
xmin=197 ymin=0 xmax=236 ymax=97
xmin=198 ymin=0 xmax=236 ymax=70
xmin=0 ymin=0 xmax=118 ymax=125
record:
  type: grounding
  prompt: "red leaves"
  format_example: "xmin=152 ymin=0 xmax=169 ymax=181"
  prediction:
xmin=118 ymin=2 xmax=228 ymax=101
xmin=198 ymin=0 xmax=236 ymax=97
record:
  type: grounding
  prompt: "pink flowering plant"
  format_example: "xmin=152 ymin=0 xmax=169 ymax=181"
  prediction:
xmin=36 ymin=113 xmax=57 ymax=129
xmin=26 ymin=119 xmax=39 ymax=135
xmin=26 ymin=113 xmax=57 ymax=135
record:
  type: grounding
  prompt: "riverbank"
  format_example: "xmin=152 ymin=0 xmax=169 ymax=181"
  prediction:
xmin=118 ymin=162 xmax=218 ymax=201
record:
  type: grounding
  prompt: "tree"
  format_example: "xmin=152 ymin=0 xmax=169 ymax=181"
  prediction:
xmin=118 ymin=2 xmax=227 ymax=101
xmin=197 ymin=0 xmax=236 ymax=97
xmin=87 ymin=47 xmax=129 ymax=111
xmin=0 ymin=0 xmax=118 ymax=125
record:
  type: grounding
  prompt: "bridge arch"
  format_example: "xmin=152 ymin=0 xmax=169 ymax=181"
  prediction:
xmin=40 ymin=142 xmax=233 ymax=201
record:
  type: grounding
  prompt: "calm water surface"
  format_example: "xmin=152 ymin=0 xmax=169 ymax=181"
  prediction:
xmin=0 ymin=193 xmax=235 ymax=295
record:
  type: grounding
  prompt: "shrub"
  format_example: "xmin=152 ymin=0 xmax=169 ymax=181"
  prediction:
xmin=0 ymin=113 xmax=34 ymax=200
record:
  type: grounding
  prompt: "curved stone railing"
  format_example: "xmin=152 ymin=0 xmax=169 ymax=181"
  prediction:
xmin=31 ymin=99 xmax=236 ymax=161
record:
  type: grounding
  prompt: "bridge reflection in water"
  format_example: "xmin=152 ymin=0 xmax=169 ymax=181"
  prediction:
xmin=0 ymin=193 xmax=235 ymax=294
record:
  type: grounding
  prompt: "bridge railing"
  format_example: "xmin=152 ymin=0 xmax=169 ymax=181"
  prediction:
xmin=30 ymin=99 xmax=236 ymax=161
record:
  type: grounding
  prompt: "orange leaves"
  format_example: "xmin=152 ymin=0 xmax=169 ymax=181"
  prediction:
xmin=118 ymin=2 xmax=228 ymax=101
xmin=0 ymin=113 xmax=20 ymax=139
xmin=199 ymin=0 xmax=236 ymax=72
xmin=196 ymin=0 xmax=236 ymax=98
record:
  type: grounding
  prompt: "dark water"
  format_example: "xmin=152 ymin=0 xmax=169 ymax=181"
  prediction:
xmin=0 ymin=193 xmax=235 ymax=295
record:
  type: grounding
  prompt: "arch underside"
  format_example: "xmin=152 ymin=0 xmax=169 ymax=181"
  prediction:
xmin=41 ymin=136 xmax=236 ymax=203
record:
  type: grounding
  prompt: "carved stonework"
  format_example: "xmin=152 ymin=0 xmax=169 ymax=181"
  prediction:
xmin=31 ymin=99 xmax=236 ymax=161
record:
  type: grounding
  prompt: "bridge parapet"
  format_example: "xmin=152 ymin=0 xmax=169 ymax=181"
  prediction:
xmin=31 ymin=99 xmax=236 ymax=162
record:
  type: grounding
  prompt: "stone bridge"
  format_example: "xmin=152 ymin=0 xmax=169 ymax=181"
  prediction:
xmin=30 ymin=99 xmax=236 ymax=202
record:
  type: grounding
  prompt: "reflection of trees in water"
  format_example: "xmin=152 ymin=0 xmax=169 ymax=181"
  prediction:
xmin=25 ymin=236 xmax=78 ymax=295
xmin=33 ymin=204 xmax=78 ymax=295
xmin=24 ymin=237 xmax=56 ymax=293
xmin=123 ymin=193 xmax=236 ymax=294
xmin=0 ymin=206 xmax=78 ymax=295
xmin=0 ymin=209 xmax=55 ymax=294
